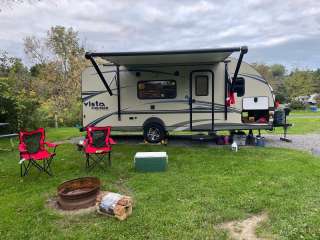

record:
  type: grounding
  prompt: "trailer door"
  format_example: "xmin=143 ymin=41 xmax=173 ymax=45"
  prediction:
xmin=189 ymin=70 xmax=214 ymax=131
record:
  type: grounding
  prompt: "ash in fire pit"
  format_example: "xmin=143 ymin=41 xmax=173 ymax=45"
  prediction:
xmin=57 ymin=177 xmax=101 ymax=210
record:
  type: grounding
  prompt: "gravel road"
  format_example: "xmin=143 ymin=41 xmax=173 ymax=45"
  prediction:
xmin=264 ymin=134 xmax=320 ymax=156
xmin=68 ymin=133 xmax=320 ymax=156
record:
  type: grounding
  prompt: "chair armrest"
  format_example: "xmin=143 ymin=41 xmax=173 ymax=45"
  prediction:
xmin=108 ymin=137 xmax=116 ymax=145
xmin=45 ymin=142 xmax=58 ymax=148
xmin=18 ymin=143 xmax=27 ymax=153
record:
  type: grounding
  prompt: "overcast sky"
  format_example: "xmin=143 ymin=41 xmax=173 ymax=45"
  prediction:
xmin=0 ymin=0 xmax=319 ymax=69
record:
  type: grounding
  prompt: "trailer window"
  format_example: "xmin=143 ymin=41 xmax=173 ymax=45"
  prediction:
xmin=195 ymin=75 xmax=209 ymax=96
xmin=137 ymin=80 xmax=176 ymax=99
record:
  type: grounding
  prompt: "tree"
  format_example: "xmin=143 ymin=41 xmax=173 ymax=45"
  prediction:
xmin=0 ymin=51 xmax=16 ymax=77
xmin=24 ymin=25 xmax=87 ymax=127
xmin=8 ymin=58 xmax=32 ymax=91
xmin=30 ymin=63 xmax=45 ymax=77
xmin=270 ymin=64 xmax=286 ymax=78
xmin=24 ymin=36 xmax=48 ymax=64
xmin=313 ymin=69 xmax=320 ymax=94
xmin=0 ymin=58 xmax=41 ymax=131
xmin=285 ymin=70 xmax=315 ymax=98
xmin=252 ymin=63 xmax=288 ymax=102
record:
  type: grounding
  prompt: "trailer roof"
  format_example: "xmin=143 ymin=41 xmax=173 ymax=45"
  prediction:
xmin=85 ymin=46 xmax=246 ymax=66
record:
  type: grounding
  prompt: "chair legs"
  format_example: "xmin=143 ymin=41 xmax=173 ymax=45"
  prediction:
xmin=20 ymin=157 xmax=54 ymax=177
xmin=85 ymin=151 xmax=112 ymax=170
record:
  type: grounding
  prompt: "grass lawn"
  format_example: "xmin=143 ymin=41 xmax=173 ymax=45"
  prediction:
xmin=265 ymin=116 xmax=320 ymax=135
xmin=0 ymin=127 xmax=82 ymax=150
xmin=1 ymin=130 xmax=320 ymax=239
xmin=45 ymin=127 xmax=84 ymax=142
xmin=290 ymin=110 xmax=320 ymax=116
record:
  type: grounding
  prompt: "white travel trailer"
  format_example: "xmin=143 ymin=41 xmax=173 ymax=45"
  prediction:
xmin=82 ymin=46 xmax=277 ymax=143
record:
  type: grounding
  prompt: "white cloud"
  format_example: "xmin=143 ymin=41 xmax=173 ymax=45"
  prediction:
xmin=0 ymin=0 xmax=319 ymax=68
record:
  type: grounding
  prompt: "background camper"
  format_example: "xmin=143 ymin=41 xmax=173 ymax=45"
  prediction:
xmin=82 ymin=46 xmax=284 ymax=143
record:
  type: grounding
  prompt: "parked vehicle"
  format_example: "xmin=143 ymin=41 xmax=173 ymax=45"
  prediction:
xmin=82 ymin=46 xmax=278 ymax=143
xmin=294 ymin=93 xmax=319 ymax=105
xmin=307 ymin=93 xmax=319 ymax=105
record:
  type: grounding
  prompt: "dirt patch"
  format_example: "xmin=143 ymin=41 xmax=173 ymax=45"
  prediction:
xmin=112 ymin=178 xmax=133 ymax=196
xmin=219 ymin=213 xmax=269 ymax=240
xmin=46 ymin=196 xmax=96 ymax=216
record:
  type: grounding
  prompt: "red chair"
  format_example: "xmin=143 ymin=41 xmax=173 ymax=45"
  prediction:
xmin=18 ymin=128 xmax=58 ymax=176
xmin=83 ymin=126 xmax=115 ymax=170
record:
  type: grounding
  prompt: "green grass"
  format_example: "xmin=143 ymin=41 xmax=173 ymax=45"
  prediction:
xmin=45 ymin=127 xmax=83 ymax=142
xmin=262 ymin=110 xmax=320 ymax=135
xmin=1 ymin=131 xmax=320 ymax=239
xmin=260 ymin=110 xmax=320 ymax=135
xmin=290 ymin=110 xmax=320 ymax=116
xmin=266 ymin=116 xmax=320 ymax=135
xmin=0 ymin=127 xmax=82 ymax=150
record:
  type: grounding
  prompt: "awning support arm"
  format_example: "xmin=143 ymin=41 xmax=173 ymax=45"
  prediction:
xmin=233 ymin=46 xmax=248 ymax=81
xmin=116 ymin=65 xmax=121 ymax=121
xmin=224 ymin=61 xmax=229 ymax=120
xmin=87 ymin=55 xmax=113 ymax=96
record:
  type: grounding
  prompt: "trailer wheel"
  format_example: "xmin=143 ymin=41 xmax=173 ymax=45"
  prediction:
xmin=143 ymin=123 xmax=165 ymax=143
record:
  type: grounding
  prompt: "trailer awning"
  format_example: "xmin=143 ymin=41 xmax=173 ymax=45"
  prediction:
xmin=85 ymin=47 xmax=244 ymax=66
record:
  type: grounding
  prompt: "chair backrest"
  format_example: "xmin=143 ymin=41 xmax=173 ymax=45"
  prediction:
xmin=86 ymin=126 xmax=111 ymax=148
xmin=19 ymin=128 xmax=45 ymax=154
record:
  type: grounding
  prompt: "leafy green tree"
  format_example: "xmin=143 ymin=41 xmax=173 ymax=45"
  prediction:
xmin=0 ymin=75 xmax=40 ymax=132
xmin=0 ymin=80 xmax=17 ymax=132
xmin=312 ymin=69 xmax=320 ymax=94
xmin=270 ymin=64 xmax=286 ymax=78
xmin=0 ymin=51 xmax=16 ymax=77
xmin=285 ymin=70 xmax=315 ymax=98
xmin=24 ymin=25 xmax=87 ymax=127
xmin=30 ymin=63 xmax=45 ymax=77
xmin=252 ymin=63 xmax=288 ymax=102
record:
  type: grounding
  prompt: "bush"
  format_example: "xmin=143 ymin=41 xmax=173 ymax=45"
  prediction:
xmin=15 ymin=90 xmax=41 ymax=130
xmin=39 ymin=99 xmax=81 ymax=128
xmin=0 ymin=80 xmax=50 ymax=131
xmin=0 ymin=81 xmax=17 ymax=133
xmin=289 ymin=100 xmax=306 ymax=110
xmin=61 ymin=100 xmax=82 ymax=127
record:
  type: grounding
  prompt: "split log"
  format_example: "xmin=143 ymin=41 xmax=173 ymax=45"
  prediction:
xmin=96 ymin=191 xmax=133 ymax=220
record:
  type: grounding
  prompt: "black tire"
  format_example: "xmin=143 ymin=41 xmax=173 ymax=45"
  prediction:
xmin=143 ymin=123 xmax=165 ymax=143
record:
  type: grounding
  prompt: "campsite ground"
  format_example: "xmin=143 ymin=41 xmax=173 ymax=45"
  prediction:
xmin=267 ymin=109 xmax=320 ymax=135
xmin=0 ymin=110 xmax=319 ymax=239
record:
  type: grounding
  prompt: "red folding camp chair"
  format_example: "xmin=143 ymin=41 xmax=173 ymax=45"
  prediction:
xmin=83 ymin=126 xmax=116 ymax=170
xmin=18 ymin=128 xmax=58 ymax=177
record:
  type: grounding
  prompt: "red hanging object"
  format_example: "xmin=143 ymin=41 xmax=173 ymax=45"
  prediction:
xmin=226 ymin=91 xmax=235 ymax=106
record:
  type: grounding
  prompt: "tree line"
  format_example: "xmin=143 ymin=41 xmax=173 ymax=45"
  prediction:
xmin=0 ymin=26 xmax=87 ymax=132
xmin=253 ymin=63 xmax=320 ymax=104
xmin=0 ymin=25 xmax=319 ymax=132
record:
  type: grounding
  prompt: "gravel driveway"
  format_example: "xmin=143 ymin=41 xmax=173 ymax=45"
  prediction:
xmin=264 ymin=134 xmax=320 ymax=156
xmin=68 ymin=133 xmax=320 ymax=156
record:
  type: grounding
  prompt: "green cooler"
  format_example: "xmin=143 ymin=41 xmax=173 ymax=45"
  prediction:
xmin=134 ymin=152 xmax=168 ymax=172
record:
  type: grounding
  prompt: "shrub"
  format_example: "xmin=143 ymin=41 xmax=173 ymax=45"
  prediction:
xmin=289 ymin=99 xmax=306 ymax=110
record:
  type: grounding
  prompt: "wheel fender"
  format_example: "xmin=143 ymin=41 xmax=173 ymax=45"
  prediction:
xmin=143 ymin=117 xmax=166 ymax=130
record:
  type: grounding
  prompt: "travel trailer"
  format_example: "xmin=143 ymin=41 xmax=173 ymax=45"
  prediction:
xmin=82 ymin=46 xmax=277 ymax=143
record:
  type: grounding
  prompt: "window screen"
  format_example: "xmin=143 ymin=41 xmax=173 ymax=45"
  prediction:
xmin=195 ymin=75 xmax=209 ymax=96
xmin=137 ymin=80 xmax=176 ymax=99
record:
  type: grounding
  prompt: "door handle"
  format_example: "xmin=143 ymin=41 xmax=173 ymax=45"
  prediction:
xmin=192 ymin=99 xmax=196 ymax=103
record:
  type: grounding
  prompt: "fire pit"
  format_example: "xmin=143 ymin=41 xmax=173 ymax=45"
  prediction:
xmin=57 ymin=177 xmax=101 ymax=210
